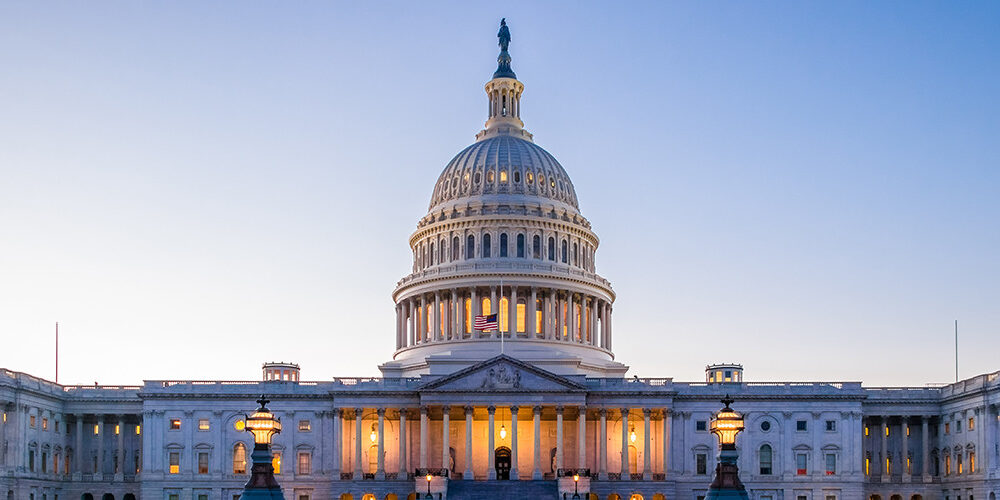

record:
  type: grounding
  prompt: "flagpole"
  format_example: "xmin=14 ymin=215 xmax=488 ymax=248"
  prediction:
xmin=55 ymin=321 xmax=59 ymax=384
xmin=955 ymin=319 xmax=959 ymax=383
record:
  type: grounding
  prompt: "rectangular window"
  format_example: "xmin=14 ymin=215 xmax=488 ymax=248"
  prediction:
xmin=42 ymin=417 xmax=48 ymax=430
xmin=696 ymin=453 xmax=707 ymax=475
xmin=825 ymin=420 xmax=836 ymax=432
xmin=114 ymin=424 xmax=119 ymax=435
xmin=970 ymin=452 xmax=975 ymax=473
xmin=695 ymin=420 xmax=707 ymax=431
xmin=198 ymin=419 xmax=210 ymax=430
xmin=29 ymin=450 xmax=35 ymax=471
xmin=55 ymin=421 xmax=59 ymax=433
xmin=94 ymin=423 xmax=100 ymax=435
xmin=169 ymin=452 xmax=180 ymax=474
xmin=968 ymin=417 xmax=974 ymax=430
xmin=273 ymin=452 xmax=282 ymax=474
xmin=30 ymin=415 xmax=37 ymax=427
xmin=796 ymin=453 xmax=808 ymax=475
xmin=136 ymin=424 xmax=141 ymax=435
xmin=945 ymin=423 xmax=951 ymax=434
xmin=298 ymin=420 xmax=311 ymax=432
xmin=198 ymin=452 xmax=209 ymax=474
xmin=198 ymin=495 xmax=208 ymax=500
xmin=168 ymin=495 xmax=179 ymax=500
xmin=297 ymin=452 xmax=312 ymax=475
xmin=825 ymin=453 xmax=837 ymax=475
xmin=796 ymin=420 xmax=807 ymax=431
xmin=169 ymin=419 xmax=181 ymax=430
xmin=864 ymin=426 xmax=869 ymax=436
xmin=798 ymin=496 xmax=807 ymax=500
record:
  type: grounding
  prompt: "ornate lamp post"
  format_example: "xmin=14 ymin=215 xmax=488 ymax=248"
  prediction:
xmin=572 ymin=473 xmax=580 ymax=499
xmin=425 ymin=473 xmax=433 ymax=499
xmin=240 ymin=396 xmax=285 ymax=500
xmin=706 ymin=396 xmax=749 ymax=500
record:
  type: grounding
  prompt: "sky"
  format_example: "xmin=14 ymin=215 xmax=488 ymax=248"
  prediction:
xmin=0 ymin=2 xmax=997 ymax=387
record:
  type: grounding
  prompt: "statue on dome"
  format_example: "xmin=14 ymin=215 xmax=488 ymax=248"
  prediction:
xmin=498 ymin=18 xmax=511 ymax=52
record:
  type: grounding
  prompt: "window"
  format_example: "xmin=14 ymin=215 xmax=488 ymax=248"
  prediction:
xmin=233 ymin=443 xmax=247 ymax=474
xmin=945 ymin=454 xmax=951 ymax=475
xmin=55 ymin=421 xmax=59 ymax=432
xmin=499 ymin=233 xmax=508 ymax=257
xmin=957 ymin=420 xmax=962 ymax=432
xmin=759 ymin=444 xmax=773 ymax=475
xmin=864 ymin=426 xmax=869 ymax=436
xmin=298 ymin=420 xmax=311 ymax=432
xmin=696 ymin=453 xmax=707 ymax=475
xmin=512 ymin=171 xmax=520 ymax=183
xmin=560 ymin=240 xmax=568 ymax=263
xmin=298 ymin=451 xmax=312 ymax=475
xmin=272 ymin=452 xmax=281 ymax=474
xmin=532 ymin=235 xmax=541 ymax=259
xmin=30 ymin=415 xmax=36 ymax=427
xmin=42 ymin=417 xmax=48 ymax=430
xmin=760 ymin=421 xmax=771 ymax=432
xmin=826 ymin=497 xmax=837 ymax=500
xmin=969 ymin=451 xmax=975 ymax=473
xmin=825 ymin=453 xmax=837 ymax=475
xmin=451 ymin=237 xmax=459 ymax=261
xmin=114 ymin=424 xmax=120 ymax=435
xmin=41 ymin=451 xmax=48 ymax=472
xmin=957 ymin=453 xmax=963 ymax=474
xmin=28 ymin=450 xmax=35 ymax=471
xmin=968 ymin=417 xmax=975 ymax=430
xmin=198 ymin=495 xmax=208 ymax=500
xmin=198 ymin=419 xmax=210 ymax=431
xmin=466 ymin=235 xmax=474 ymax=259
xmin=198 ymin=452 xmax=209 ymax=474
xmin=169 ymin=452 xmax=180 ymax=474
xmin=168 ymin=495 xmax=178 ymax=500
xmin=169 ymin=419 xmax=181 ymax=430
xmin=482 ymin=233 xmax=491 ymax=258
xmin=796 ymin=453 xmax=808 ymax=475
xmin=136 ymin=424 xmax=141 ymax=435
xmin=945 ymin=423 xmax=951 ymax=434
xmin=94 ymin=423 xmax=100 ymax=435
xmin=826 ymin=420 xmax=836 ymax=432
xmin=516 ymin=234 xmax=525 ymax=258
xmin=797 ymin=497 xmax=807 ymax=500
xmin=695 ymin=420 xmax=707 ymax=431
xmin=547 ymin=237 xmax=555 ymax=261
xmin=796 ymin=420 xmax=807 ymax=431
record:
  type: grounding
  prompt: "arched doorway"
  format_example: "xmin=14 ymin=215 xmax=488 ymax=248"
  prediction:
xmin=82 ymin=495 xmax=94 ymax=500
xmin=495 ymin=446 xmax=512 ymax=480
xmin=102 ymin=495 xmax=114 ymax=500
xmin=890 ymin=495 xmax=902 ymax=500
xmin=911 ymin=495 xmax=923 ymax=500
xmin=123 ymin=495 xmax=136 ymax=500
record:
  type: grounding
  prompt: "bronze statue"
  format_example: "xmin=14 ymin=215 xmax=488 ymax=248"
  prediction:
xmin=498 ymin=18 xmax=511 ymax=52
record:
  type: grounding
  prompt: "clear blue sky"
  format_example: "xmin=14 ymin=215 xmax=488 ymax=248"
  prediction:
xmin=1 ymin=2 xmax=997 ymax=386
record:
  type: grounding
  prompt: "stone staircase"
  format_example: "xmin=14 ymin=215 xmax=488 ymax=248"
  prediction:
xmin=446 ymin=479 xmax=559 ymax=499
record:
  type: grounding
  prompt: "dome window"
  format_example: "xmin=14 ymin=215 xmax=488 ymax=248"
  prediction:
xmin=499 ymin=170 xmax=508 ymax=183
xmin=487 ymin=170 xmax=496 ymax=183
xmin=452 ymin=178 xmax=458 ymax=189
xmin=526 ymin=172 xmax=533 ymax=184
xmin=464 ymin=172 xmax=470 ymax=184
xmin=513 ymin=171 xmax=520 ymax=183
xmin=474 ymin=172 xmax=482 ymax=184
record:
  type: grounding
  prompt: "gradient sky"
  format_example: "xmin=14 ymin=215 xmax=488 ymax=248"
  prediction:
xmin=1 ymin=2 xmax=997 ymax=387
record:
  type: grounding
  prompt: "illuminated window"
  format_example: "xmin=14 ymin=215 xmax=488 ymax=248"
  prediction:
xmin=42 ymin=418 xmax=48 ymax=430
xmin=906 ymin=425 xmax=910 ymax=436
xmin=499 ymin=297 xmax=509 ymax=332
xmin=886 ymin=457 xmax=892 ymax=475
xmin=198 ymin=452 xmax=209 ymax=474
xmin=969 ymin=451 xmax=975 ymax=473
xmin=465 ymin=298 xmax=472 ymax=333
xmin=114 ymin=424 xmax=120 ymax=435
xmin=945 ymin=455 xmax=951 ymax=475
xmin=272 ymin=452 xmax=281 ymax=474
xmin=796 ymin=453 xmax=808 ymax=475
xmin=487 ymin=170 xmax=495 ymax=183
xmin=30 ymin=415 xmax=36 ymax=428
xmin=759 ymin=444 xmax=772 ymax=475
xmin=864 ymin=426 xmax=869 ymax=436
xmin=198 ymin=419 xmax=209 ymax=431
xmin=865 ymin=455 xmax=871 ymax=475
xmin=94 ymin=424 xmax=100 ymax=435
xmin=170 ymin=419 xmax=181 ymax=430
xmin=233 ymin=443 xmax=247 ymax=474
xmin=499 ymin=170 xmax=507 ymax=183
xmin=535 ymin=298 xmax=542 ymax=334
xmin=482 ymin=297 xmax=492 ymax=317
xmin=298 ymin=451 xmax=312 ymax=475
xmin=526 ymin=171 xmax=533 ymax=184
xmin=516 ymin=299 xmax=526 ymax=333
xmin=907 ymin=456 xmax=912 ymax=474
xmin=968 ymin=417 xmax=974 ymax=430
xmin=136 ymin=424 xmax=141 ymax=435
xmin=885 ymin=426 xmax=890 ymax=437
xmin=825 ymin=453 xmax=836 ymax=475
xmin=298 ymin=420 xmax=311 ymax=432
xmin=169 ymin=452 xmax=180 ymax=474
xmin=958 ymin=453 xmax=963 ymax=474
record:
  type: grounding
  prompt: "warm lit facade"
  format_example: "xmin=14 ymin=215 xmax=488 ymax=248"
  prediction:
xmin=2 ymin=22 xmax=999 ymax=500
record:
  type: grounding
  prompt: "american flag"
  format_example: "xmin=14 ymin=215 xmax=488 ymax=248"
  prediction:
xmin=474 ymin=313 xmax=498 ymax=331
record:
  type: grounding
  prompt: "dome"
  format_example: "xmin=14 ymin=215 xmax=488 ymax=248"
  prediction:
xmin=428 ymin=135 xmax=580 ymax=214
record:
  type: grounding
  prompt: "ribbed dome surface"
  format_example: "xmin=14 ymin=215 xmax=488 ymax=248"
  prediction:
xmin=428 ymin=135 xmax=579 ymax=212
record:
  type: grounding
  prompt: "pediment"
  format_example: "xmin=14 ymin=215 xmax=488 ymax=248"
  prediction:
xmin=419 ymin=355 xmax=586 ymax=392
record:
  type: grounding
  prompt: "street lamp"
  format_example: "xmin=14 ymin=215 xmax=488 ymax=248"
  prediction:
xmin=572 ymin=473 xmax=580 ymax=499
xmin=425 ymin=473 xmax=433 ymax=499
xmin=706 ymin=396 xmax=749 ymax=500
xmin=239 ymin=395 xmax=285 ymax=500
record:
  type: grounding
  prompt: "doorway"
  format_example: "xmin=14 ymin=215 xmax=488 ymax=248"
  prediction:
xmin=494 ymin=447 xmax=511 ymax=480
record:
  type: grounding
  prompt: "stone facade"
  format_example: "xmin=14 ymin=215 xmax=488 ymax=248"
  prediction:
xmin=2 ymin=21 xmax=998 ymax=500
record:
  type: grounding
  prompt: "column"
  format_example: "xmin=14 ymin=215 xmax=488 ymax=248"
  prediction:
xmin=528 ymin=287 xmax=537 ymax=337
xmin=598 ymin=408 xmax=608 ymax=479
xmin=556 ymin=292 xmax=564 ymax=340
xmin=471 ymin=287 xmax=479 ymax=338
xmin=419 ymin=406 xmax=429 ymax=469
xmin=662 ymin=409 xmax=671 ymax=475
xmin=606 ymin=304 xmax=612 ymax=350
xmin=510 ymin=405 xmax=519 ymax=480
xmin=407 ymin=299 xmax=416 ymax=346
xmin=881 ymin=418 xmax=889 ymax=478
xmin=921 ymin=416 xmax=929 ymax=479
xmin=600 ymin=302 xmax=608 ymax=348
xmin=487 ymin=406 xmax=497 ymax=480
xmin=331 ymin=408 xmax=342 ymax=477
xmin=441 ymin=406 xmax=450 ymax=471
xmin=434 ymin=291 xmax=442 ymax=341
xmin=354 ymin=408 xmax=363 ymax=478
xmin=532 ymin=406 xmax=542 ymax=479
xmin=452 ymin=288 xmax=460 ymax=340
xmin=398 ymin=409 xmax=408 ymax=475
xmin=986 ymin=405 xmax=997 ymax=475
xmin=97 ymin=415 xmax=105 ymax=475
xmin=577 ymin=406 xmax=587 ymax=469
xmin=643 ymin=408 xmax=652 ymax=480
xmin=376 ymin=408 xmax=385 ymax=479
xmin=620 ymin=408 xmax=630 ymax=477
xmin=509 ymin=286 xmax=517 ymax=337
xmin=902 ymin=417 xmax=910 ymax=480
xmin=395 ymin=303 xmax=402 ymax=349
xmin=464 ymin=406 xmax=474 ymax=480
xmin=75 ymin=416 xmax=84 ymax=474
xmin=418 ymin=295 xmax=426 ymax=343
xmin=568 ymin=293 xmax=576 ymax=341
xmin=555 ymin=406 xmax=564 ymax=473
xmin=116 ymin=415 xmax=125 ymax=478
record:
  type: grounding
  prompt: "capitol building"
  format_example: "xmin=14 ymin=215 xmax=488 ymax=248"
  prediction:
xmin=1 ymin=21 xmax=998 ymax=500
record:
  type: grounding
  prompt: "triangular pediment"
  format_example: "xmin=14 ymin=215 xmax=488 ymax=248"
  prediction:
xmin=419 ymin=355 xmax=586 ymax=392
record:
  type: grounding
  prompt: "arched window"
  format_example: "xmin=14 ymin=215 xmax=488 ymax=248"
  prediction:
xmin=759 ymin=444 xmax=773 ymax=475
xmin=439 ymin=239 xmax=445 ymax=263
xmin=466 ymin=235 xmax=475 ymax=260
xmin=573 ymin=242 xmax=579 ymax=266
xmin=547 ymin=237 xmax=555 ymax=261
xmin=452 ymin=236 xmax=459 ymax=262
xmin=233 ymin=443 xmax=247 ymax=474
xmin=532 ymin=235 xmax=541 ymax=259
xmin=561 ymin=240 xmax=568 ymax=263
xmin=499 ymin=233 xmax=508 ymax=257
xmin=516 ymin=234 xmax=525 ymax=258
xmin=429 ymin=242 xmax=435 ymax=265
xmin=516 ymin=299 xmax=526 ymax=333
xmin=482 ymin=234 xmax=491 ymax=258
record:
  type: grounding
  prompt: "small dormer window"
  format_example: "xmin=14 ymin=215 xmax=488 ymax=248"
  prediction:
xmin=487 ymin=170 xmax=495 ymax=183
xmin=526 ymin=172 xmax=533 ymax=184
xmin=499 ymin=170 xmax=507 ymax=183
